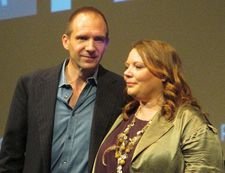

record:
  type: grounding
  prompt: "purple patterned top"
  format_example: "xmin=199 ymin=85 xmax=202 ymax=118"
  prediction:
xmin=94 ymin=115 xmax=148 ymax=173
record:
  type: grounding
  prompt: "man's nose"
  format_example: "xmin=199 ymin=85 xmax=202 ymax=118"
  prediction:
xmin=85 ymin=39 xmax=95 ymax=52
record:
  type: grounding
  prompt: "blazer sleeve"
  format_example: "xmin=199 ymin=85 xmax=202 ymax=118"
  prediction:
xmin=0 ymin=75 xmax=28 ymax=172
xmin=180 ymin=108 xmax=225 ymax=173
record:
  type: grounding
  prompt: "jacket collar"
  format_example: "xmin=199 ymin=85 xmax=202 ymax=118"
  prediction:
xmin=132 ymin=112 xmax=173 ymax=160
xmin=102 ymin=111 xmax=174 ymax=162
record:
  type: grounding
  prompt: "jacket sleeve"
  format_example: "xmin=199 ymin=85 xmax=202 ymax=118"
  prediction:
xmin=0 ymin=76 xmax=28 ymax=173
xmin=180 ymin=109 xmax=225 ymax=173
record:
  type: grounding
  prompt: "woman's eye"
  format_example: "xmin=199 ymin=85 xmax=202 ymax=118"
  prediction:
xmin=124 ymin=66 xmax=128 ymax=70
xmin=124 ymin=63 xmax=129 ymax=69
xmin=135 ymin=65 xmax=144 ymax=69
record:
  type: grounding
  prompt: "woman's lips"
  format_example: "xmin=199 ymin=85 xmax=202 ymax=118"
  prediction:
xmin=126 ymin=82 xmax=136 ymax=87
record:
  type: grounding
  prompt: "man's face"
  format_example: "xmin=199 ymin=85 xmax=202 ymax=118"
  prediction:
xmin=62 ymin=12 xmax=108 ymax=72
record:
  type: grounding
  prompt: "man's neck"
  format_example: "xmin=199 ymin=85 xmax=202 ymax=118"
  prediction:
xmin=65 ymin=61 xmax=97 ymax=85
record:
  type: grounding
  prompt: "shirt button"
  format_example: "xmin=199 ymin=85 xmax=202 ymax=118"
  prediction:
xmin=63 ymin=161 xmax=67 ymax=164
xmin=64 ymin=95 xmax=68 ymax=99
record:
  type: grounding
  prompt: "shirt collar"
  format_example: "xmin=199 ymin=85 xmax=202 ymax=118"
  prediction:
xmin=58 ymin=59 xmax=98 ymax=88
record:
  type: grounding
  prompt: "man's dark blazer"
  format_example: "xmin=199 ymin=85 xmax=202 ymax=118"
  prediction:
xmin=0 ymin=63 xmax=127 ymax=173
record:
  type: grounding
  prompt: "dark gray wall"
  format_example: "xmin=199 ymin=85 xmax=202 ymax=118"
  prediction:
xmin=0 ymin=0 xmax=224 ymax=151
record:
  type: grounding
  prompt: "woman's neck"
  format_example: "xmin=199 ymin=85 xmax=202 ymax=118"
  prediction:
xmin=136 ymin=96 xmax=163 ymax=121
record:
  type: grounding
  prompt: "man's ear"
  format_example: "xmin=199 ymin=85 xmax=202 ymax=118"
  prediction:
xmin=105 ymin=37 xmax=109 ymax=46
xmin=62 ymin=34 xmax=70 ymax=50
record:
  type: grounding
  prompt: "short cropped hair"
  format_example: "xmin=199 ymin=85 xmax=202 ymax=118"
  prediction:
xmin=64 ymin=6 xmax=109 ymax=39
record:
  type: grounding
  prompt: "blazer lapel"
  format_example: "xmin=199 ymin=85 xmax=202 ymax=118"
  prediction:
xmin=103 ymin=114 xmax=124 ymax=142
xmin=89 ymin=66 xmax=124 ymax=170
xmin=35 ymin=64 xmax=62 ymax=170
xmin=132 ymin=113 xmax=173 ymax=161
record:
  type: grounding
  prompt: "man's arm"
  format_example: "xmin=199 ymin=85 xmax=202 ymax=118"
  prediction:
xmin=0 ymin=76 xmax=28 ymax=172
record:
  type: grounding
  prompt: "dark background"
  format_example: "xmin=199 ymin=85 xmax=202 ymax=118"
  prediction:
xmin=0 ymin=0 xmax=224 ymax=151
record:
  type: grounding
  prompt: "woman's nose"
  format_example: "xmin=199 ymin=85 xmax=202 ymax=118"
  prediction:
xmin=124 ymin=67 xmax=132 ymax=78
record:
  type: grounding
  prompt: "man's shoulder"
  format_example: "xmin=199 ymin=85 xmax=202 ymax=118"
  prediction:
xmin=15 ymin=63 xmax=63 ymax=88
xmin=21 ymin=63 xmax=62 ymax=80
xmin=98 ymin=65 xmax=123 ymax=81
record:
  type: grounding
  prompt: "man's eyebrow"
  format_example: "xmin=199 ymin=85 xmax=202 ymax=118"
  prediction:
xmin=75 ymin=35 xmax=88 ymax=39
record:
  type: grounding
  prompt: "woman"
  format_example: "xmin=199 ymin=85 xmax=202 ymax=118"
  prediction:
xmin=93 ymin=40 xmax=224 ymax=173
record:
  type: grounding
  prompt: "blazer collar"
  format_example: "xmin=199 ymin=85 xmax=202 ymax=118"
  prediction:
xmin=132 ymin=112 xmax=173 ymax=160
xmin=35 ymin=63 xmax=63 ymax=170
xmin=88 ymin=65 xmax=124 ymax=170
xmin=102 ymin=111 xmax=174 ymax=162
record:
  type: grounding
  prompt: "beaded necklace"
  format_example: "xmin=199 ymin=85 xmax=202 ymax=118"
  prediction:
xmin=102 ymin=107 xmax=152 ymax=173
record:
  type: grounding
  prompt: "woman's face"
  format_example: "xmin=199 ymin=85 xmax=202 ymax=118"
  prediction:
xmin=124 ymin=48 xmax=163 ymax=102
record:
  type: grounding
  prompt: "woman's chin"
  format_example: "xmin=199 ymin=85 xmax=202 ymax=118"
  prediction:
xmin=127 ymin=92 xmax=136 ymax=98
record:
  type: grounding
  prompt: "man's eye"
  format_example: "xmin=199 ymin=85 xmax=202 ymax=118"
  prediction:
xmin=94 ymin=36 xmax=106 ymax=42
xmin=76 ymin=36 xmax=88 ymax=41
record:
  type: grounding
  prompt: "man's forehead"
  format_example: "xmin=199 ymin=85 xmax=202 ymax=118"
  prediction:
xmin=70 ymin=14 xmax=107 ymax=34
xmin=72 ymin=14 xmax=106 ymax=28
xmin=73 ymin=12 xmax=105 ymax=23
xmin=67 ymin=11 xmax=108 ymax=38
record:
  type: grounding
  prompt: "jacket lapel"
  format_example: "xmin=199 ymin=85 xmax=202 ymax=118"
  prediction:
xmin=103 ymin=114 xmax=124 ymax=141
xmin=89 ymin=65 xmax=124 ymax=170
xmin=132 ymin=113 xmax=173 ymax=161
xmin=35 ymin=64 xmax=62 ymax=170
xmin=97 ymin=111 xmax=174 ymax=162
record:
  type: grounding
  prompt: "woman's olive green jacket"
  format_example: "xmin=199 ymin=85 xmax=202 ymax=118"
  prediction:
xmin=92 ymin=105 xmax=224 ymax=173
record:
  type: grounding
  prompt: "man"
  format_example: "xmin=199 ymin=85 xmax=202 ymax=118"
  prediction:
xmin=0 ymin=7 xmax=127 ymax=173
xmin=0 ymin=138 xmax=2 ymax=150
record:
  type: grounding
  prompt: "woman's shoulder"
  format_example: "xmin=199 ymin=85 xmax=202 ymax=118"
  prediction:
xmin=173 ymin=104 xmax=218 ymax=138
xmin=174 ymin=104 xmax=207 ymax=124
xmin=173 ymin=105 xmax=210 ymax=132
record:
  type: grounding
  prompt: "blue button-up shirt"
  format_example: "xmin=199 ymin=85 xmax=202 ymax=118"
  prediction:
xmin=51 ymin=60 xmax=97 ymax=173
